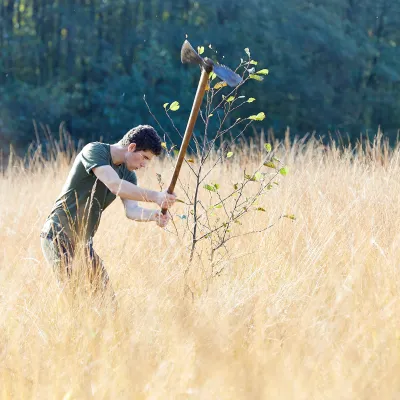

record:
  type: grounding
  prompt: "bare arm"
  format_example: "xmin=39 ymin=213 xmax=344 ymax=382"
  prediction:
xmin=92 ymin=165 xmax=175 ymax=208
xmin=123 ymin=199 xmax=171 ymax=227
xmin=123 ymin=199 xmax=158 ymax=222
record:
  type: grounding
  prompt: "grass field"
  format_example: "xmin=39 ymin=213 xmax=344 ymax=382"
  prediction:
xmin=1 ymin=132 xmax=400 ymax=399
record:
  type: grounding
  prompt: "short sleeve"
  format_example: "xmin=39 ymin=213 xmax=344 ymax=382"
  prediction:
xmin=80 ymin=142 xmax=110 ymax=175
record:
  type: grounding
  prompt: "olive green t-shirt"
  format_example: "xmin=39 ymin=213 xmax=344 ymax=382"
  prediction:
xmin=42 ymin=142 xmax=137 ymax=242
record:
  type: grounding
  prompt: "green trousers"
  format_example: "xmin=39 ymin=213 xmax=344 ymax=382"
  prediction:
xmin=40 ymin=230 xmax=114 ymax=299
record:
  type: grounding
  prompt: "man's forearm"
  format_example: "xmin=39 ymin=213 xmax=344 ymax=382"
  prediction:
xmin=111 ymin=179 xmax=160 ymax=203
xmin=126 ymin=206 xmax=159 ymax=222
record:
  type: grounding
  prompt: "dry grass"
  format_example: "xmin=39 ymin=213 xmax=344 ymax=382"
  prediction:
xmin=1 ymin=131 xmax=400 ymax=399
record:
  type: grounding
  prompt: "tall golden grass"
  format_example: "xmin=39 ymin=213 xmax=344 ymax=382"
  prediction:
xmin=1 ymin=130 xmax=400 ymax=399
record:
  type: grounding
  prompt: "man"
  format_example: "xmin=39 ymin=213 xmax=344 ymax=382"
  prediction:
xmin=40 ymin=125 xmax=176 ymax=299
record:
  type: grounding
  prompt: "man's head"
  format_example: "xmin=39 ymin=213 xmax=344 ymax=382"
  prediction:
xmin=120 ymin=125 xmax=162 ymax=171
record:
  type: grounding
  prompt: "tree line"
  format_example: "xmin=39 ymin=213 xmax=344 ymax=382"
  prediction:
xmin=1 ymin=0 xmax=400 ymax=152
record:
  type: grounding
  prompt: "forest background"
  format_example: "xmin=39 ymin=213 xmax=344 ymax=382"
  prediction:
xmin=1 ymin=0 xmax=400 ymax=154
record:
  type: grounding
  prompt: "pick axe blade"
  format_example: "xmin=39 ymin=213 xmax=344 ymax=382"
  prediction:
xmin=162 ymin=40 xmax=242 ymax=215
xmin=181 ymin=40 xmax=243 ymax=87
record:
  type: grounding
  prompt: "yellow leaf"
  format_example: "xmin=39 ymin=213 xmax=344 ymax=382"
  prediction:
xmin=283 ymin=214 xmax=296 ymax=220
xmin=197 ymin=46 xmax=205 ymax=55
xmin=214 ymin=81 xmax=228 ymax=90
xmin=169 ymin=101 xmax=180 ymax=111
xmin=248 ymin=112 xmax=266 ymax=121
xmin=249 ymin=74 xmax=263 ymax=81
xmin=264 ymin=161 xmax=276 ymax=168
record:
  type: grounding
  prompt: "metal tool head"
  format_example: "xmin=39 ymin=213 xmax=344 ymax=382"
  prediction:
xmin=181 ymin=40 xmax=205 ymax=67
xmin=181 ymin=40 xmax=243 ymax=87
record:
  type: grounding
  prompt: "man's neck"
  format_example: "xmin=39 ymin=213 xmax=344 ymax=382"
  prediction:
xmin=110 ymin=144 xmax=126 ymax=166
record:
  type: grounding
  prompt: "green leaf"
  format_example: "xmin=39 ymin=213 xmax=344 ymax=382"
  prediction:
xmin=233 ymin=183 xmax=239 ymax=190
xmin=264 ymin=161 xmax=276 ymax=168
xmin=249 ymin=60 xmax=258 ymax=65
xmin=264 ymin=143 xmax=272 ymax=152
xmin=213 ymin=204 xmax=223 ymax=209
xmin=209 ymin=72 xmax=217 ymax=80
xmin=248 ymin=112 xmax=266 ymax=121
xmin=175 ymin=199 xmax=185 ymax=204
xmin=272 ymin=156 xmax=281 ymax=162
xmin=213 ymin=183 xmax=220 ymax=190
xmin=244 ymin=48 xmax=250 ymax=57
xmin=169 ymin=101 xmax=180 ymax=111
xmin=204 ymin=184 xmax=216 ymax=192
xmin=161 ymin=142 xmax=167 ymax=149
xmin=163 ymin=103 xmax=169 ymax=110
xmin=279 ymin=167 xmax=288 ymax=176
xmin=173 ymin=149 xmax=179 ymax=156
xmin=249 ymin=74 xmax=264 ymax=81
xmin=256 ymin=69 xmax=269 ymax=75
xmin=267 ymin=184 xmax=273 ymax=190
xmin=247 ymin=97 xmax=256 ymax=103
xmin=226 ymin=96 xmax=235 ymax=103
xmin=197 ymin=46 xmax=204 ymax=55
xmin=227 ymin=152 xmax=233 ymax=158
xmin=257 ymin=207 xmax=266 ymax=212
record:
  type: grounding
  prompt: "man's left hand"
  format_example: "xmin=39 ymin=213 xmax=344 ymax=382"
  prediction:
xmin=155 ymin=211 xmax=171 ymax=228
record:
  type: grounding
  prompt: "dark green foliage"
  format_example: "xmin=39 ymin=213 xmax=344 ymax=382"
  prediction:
xmin=0 ymin=0 xmax=399 ymax=151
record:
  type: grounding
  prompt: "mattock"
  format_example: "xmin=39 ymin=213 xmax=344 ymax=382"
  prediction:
xmin=162 ymin=40 xmax=243 ymax=215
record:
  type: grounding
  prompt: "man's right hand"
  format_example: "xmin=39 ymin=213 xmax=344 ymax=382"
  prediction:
xmin=156 ymin=190 xmax=176 ymax=210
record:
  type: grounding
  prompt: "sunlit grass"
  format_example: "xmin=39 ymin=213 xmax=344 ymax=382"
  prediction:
xmin=1 ymin=130 xmax=400 ymax=398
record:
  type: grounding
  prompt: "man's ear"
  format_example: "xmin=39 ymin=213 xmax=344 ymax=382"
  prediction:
xmin=128 ymin=143 xmax=137 ymax=152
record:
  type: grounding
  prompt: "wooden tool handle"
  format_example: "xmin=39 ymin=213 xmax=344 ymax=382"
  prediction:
xmin=161 ymin=68 xmax=210 ymax=215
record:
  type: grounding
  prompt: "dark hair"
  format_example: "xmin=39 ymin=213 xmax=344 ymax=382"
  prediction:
xmin=120 ymin=125 xmax=162 ymax=156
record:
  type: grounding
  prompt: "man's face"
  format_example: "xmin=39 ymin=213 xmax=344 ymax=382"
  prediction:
xmin=125 ymin=143 xmax=155 ymax=171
